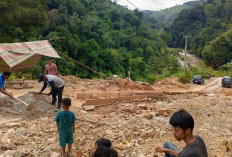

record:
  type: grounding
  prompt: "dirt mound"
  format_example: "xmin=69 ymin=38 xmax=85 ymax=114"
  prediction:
xmin=221 ymin=89 xmax=232 ymax=96
xmin=0 ymin=93 xmax=56 ymax=115
xmin=112 ymin=76 xmax=153 ymax=90
xmin=61 ymin=75 xmax=80 ymax=84
xmin=153 ymin=77 xmax=189 ymax=89
xmin=62 ymin=75 xmax=153 ymax=92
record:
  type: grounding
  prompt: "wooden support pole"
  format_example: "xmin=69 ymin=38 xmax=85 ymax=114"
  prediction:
xmin=184 ymin=36 xmax=188 ymax=74
xmin=57 ymin=51 xmax=106 ymax=79
xmin=49 ymin=38 xmax=106 ymax=79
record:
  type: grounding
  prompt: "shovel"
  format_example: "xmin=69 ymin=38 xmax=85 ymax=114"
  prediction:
xmin=14 ymin=97 xmax=34 ymax=111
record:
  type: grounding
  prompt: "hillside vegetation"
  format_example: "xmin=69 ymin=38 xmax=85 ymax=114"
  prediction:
xmin=0 ymin=0 xmax=181 ymax=82
xmin=168 ymin=0 xmax=232 ymax=69
xmin=143 ymin=1 xmax=203 ymax=25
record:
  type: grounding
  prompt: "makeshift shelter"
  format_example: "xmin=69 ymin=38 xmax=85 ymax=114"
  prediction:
xmin=0 ymin=40 xmax=60 ymax=71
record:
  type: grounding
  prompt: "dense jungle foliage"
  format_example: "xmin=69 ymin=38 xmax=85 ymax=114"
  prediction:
xmin=0 ymin=0 xmax=181 ymax=82
xmin=168 ymin=0 xmax=232 ymax=69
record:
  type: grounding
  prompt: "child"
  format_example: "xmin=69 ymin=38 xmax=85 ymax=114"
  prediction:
xmin=55 ymin=98 xmax=76 ymax=157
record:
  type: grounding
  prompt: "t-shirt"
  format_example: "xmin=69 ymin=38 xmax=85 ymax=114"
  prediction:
xmin=45 ymin=63 xmax=58 ymax=76
xmin=178 ymin=135 xmax=208 ymax=157
xmin=0 ymin=74 xmax=6 ymax=89
xmin=46 ymin=75 xmax=65 ymax=88
xmin=55 ymin=111 xmax=76 ymax=130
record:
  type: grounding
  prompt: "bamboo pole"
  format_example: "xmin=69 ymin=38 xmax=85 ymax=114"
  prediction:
xmin=57 ymin=51 xmax=106 ymax=79
xmin=48 ymin=38 xmax=106 ymax=79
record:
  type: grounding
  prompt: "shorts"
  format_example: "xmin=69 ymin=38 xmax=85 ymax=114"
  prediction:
xmin=59 ymin=127 xmax=74 ymax=147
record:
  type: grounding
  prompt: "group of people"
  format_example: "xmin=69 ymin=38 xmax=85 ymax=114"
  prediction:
xmin=0 ymin=58 xmax=208 ymax=157
xmin=56 ymin=108 xmax=208 ymax=157
xmin=0 ymin=58 xmax=64 ymax=111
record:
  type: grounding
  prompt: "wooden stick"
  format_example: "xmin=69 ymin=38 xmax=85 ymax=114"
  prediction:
xmin=49 ymin=38 xmax=106 ymax=78
xmin=14 ymin=98 xmax=34 ymax=111
xmin=57 ymin=52 xmax=106 ymax=79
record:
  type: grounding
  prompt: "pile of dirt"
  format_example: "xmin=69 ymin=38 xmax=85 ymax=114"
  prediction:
xmin=61 ymin=75 xmax=80 ymax=84
xmin=221 ymin=89 xmax=232 ymax=96
xmin=153 ymin=77 xmax=189 ymax=89
xmin=0 ymin=93 xmax=55 ymax=115
xmin=112 ymin=76 xmax=153 ymax=90
xmin=63 ymin=75 xmax=153 ymax=92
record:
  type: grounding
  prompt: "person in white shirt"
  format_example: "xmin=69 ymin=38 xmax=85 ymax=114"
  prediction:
xmin=38 ymin=74 xmax=65 ymax=111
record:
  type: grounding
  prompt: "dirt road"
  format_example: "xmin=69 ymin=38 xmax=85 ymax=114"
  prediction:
xmin=189 ymin=77 xmax=222 ymax=92
xmin=178 ymin=52 xmax=202 ymax=68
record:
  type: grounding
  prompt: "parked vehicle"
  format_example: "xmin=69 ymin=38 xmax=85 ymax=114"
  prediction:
xmin=222 ymin=76 xmax=232 ymax=88
xmin=192 ymin=75 xmax=205 ymax=85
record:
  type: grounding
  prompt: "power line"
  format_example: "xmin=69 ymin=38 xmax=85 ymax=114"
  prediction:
xmin=115 ymin=0 xmax=140 ymax=11
xmin=125 ymin=0 xmax=140 ymax=10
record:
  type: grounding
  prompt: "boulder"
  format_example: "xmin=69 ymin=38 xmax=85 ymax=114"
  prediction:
xmin=137 ymin=104 xmax=147 ymax=110
xmin=156 ymin=108 xmax=170 ymax=117
xmin=83 ymin=105 xmax=95 ymax=111
xmin=143 ymin=113 xmax=154 ymax=119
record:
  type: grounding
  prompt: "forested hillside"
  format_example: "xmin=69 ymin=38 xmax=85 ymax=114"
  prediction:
xmin=143 ymin=1 xmax=203 ymax=26
xmin=168 ymin=0 xmax=232 ymax=69
xmin=0 ymin=0 xmax=180 ymax=82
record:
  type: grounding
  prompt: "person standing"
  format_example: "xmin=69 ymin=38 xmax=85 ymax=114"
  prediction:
xmin=55 ymin=98 xmax=76 ymax=157
xmin=45 ymin=58 xmax=59 ymax=76
xmin=38 ymin=74 xmax=65 ymax=110
xmin=0 ymin=71 xmax=14 ymax=98
xmin=155 ymin=109 xmax=208 ymax=157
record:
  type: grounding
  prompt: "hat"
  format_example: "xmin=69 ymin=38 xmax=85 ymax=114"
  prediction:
xmin=38 ymin=74 xmax=45 ymax=82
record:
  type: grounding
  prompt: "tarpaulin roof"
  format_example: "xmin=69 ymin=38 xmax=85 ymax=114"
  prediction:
xmin=0 ymin=40 xmax=60 ymax=71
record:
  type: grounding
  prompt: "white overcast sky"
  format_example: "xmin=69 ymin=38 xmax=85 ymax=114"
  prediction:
xmin=116 ymin=0 xmax=192 ymax=11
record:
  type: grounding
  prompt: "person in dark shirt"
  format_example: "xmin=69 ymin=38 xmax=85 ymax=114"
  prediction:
xmin=155 ymin=109 xmax=208 ymax=157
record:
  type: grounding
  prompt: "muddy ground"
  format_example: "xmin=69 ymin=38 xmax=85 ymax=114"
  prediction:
xmin=0 ymin=76 xmax=232 ymax=157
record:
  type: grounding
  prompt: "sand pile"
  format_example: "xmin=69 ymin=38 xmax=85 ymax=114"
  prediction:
xmin=0 ymin=93 xmax=56 ymax=115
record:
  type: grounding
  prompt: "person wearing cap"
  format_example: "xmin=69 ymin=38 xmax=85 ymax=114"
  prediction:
xmin=45 ymin=58 xmax=59 ymax=76
xmin=0 ymin=71 xmax=14 ymax=98
xmin=38 ymin=74 xmax=65 ymax=110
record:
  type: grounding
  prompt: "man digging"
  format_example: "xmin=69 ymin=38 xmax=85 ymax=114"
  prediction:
xmin=0 ymin=71 xmax=15 ymax=98
xmin=38 ymin=74 xmax=65 ymax=111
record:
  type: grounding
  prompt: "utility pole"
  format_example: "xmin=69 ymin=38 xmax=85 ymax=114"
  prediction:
xmin=184 ymin=36 xmax=188 ymax=74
